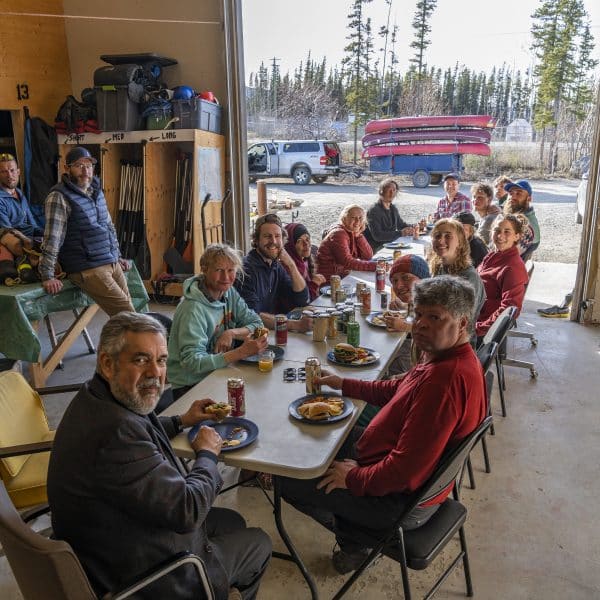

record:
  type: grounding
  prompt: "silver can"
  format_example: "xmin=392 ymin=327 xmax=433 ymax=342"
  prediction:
xmin=330 ymin=275 xmax=342 ymax=297
xmin=305 ymin=356 xmax=321 ymax=394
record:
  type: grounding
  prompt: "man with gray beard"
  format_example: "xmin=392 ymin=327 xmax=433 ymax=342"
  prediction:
xmin=47 ymin=312 xmax=271 ymax=600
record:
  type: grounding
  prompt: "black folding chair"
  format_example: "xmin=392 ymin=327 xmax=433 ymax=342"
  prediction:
xmin=482 ymin=306 xmax=517 ymax=417
xmin=331 ymin=416 xmax=493 ymax=600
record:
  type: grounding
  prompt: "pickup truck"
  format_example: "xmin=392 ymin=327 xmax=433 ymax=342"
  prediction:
xmin=248 ymin=140 xmax=342 ymax=185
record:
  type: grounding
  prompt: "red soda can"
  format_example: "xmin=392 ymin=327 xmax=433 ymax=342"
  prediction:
xmin=227 ymin=377 xmax=245 ymax=416
xmin=275 ymin=314 xmax=288 ymax=345
xmin=375 ymin=267 xmax=386 ymax=292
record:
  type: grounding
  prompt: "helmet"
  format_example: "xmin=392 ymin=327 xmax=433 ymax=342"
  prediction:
xmin=65 ymin=147 xmax=97 ymax=166
xmin=199 ymin=91 xmax=218 ymax=104
xmin=173 ymin=85 xmax=195 ymax=100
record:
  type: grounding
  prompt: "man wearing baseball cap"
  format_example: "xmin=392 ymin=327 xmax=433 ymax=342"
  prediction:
xmin=454 ymin=211 xmax=488 ymax=267
xmin=40 ymin=146 xmax=134 ymax=314
xmin=432 ymin=172 xmax=472 ymax=221
xmin=503 ymin=179 xmax=540 ymax=260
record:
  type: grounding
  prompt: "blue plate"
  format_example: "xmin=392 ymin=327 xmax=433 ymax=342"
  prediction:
xmin=327 ymin=347 xmax=380 ymax=367
xmin=187 ymin=417 xmax=259 ymax=452
xmin=289 ymin=393 xmax=353 ymax=424
xmin=240 ymin=344 xmax=285 ymax=363
xmin=383 ymin=241 xmax=412 ymax=250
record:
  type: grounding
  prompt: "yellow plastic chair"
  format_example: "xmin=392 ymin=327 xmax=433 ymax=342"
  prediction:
xmin=0 ymin=371 xmax=79 ymax=509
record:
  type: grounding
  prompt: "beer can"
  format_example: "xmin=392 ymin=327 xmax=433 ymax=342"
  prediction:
xmin=380 ymin=291 xmax=389 ymax=310
xmin=227 ymin=377 xmax=245 ymax=417
xmin=334 ymin=287 xmax=347 ymax=303
xmin=305 ymin=356 xmax=321 ymax=394
xmin=346 ymin=321 xmax=360 ymax=347
xmin=328 ymin=312 xmax=340 ymax=339
xmin=275 ymin=314 xmax=288 ymax=345
xmin=330 ymin=275 xmax=341 ymax=297
xmin=393 ymin=249 xmax=403 ymax=261
xmin=375 ymin=267 xmax=386 ymax=292
xmin=360 ymin=288 xmax=371 ymax=315
xmin=355 ymin=281 xmax=366 ymax=298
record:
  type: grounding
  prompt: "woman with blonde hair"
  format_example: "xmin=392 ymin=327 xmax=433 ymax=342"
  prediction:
xmin=316 ymin=204 xmax=376 ymax=282
xmin=168 ymin=243 xmax=267 ymax=399
xmin=429 ymin=218 xmax=486 ymax=330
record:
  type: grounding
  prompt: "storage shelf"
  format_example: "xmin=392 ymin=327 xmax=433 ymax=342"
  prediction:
xmin=58 ymin=129 xmax=222 ymax=145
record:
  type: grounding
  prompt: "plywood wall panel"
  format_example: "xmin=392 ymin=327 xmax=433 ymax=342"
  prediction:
xmin=0 ymin=0 xmax=72 ymax=124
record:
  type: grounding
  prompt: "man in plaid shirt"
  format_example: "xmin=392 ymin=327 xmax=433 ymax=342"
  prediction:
xmin=432 ymin=173 xmax=472 ymax=221
xmin=40 ymin=147 xmax=133 ymax=315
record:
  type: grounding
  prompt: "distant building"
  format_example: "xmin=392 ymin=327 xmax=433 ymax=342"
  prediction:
xmin=505 ymin=118 xmax=533 ymax=142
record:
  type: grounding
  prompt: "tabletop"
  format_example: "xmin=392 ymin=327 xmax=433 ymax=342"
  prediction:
xmin=0 ymin=264 xmax=149 ymax=362
xmin=165 ymin=273 xmax=408 ymax=479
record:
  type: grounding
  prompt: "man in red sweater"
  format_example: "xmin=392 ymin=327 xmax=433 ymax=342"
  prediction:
xmin=279 ymin=275 xmax=487 ymax=574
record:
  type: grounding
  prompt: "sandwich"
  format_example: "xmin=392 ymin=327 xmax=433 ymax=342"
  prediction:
xmin=252 ymin=326 xmax=269 ymax=339
xmin=333 ymin=343 xmax=369 ymax=363
xmin=205 ymin=402 xmax=232 ymax=421
xmin=297 ymin=397 xmax=345 ymax=420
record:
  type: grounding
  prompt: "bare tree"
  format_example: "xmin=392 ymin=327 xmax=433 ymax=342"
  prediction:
xmin=277 ymin=82 xmax=341 ymax=139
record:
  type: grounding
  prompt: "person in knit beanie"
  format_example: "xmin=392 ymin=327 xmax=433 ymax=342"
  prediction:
xmin=388 ymin=255 xmax=431 ymax=307
xmin=283 ymin=222 xmax=325 ymax=304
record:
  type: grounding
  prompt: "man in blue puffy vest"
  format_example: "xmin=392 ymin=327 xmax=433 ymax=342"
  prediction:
xmin=0 ymin=153 xmax=43 ymax=238
xmin=40 ymin=147 xmax=134 ymax=315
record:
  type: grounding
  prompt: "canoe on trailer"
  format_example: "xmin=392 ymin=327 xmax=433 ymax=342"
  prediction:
xmin=365 ymin=115 xmax=496 ymax=135
xmin=362 ymin=128 xmax=492 ymax=147
xmin=362 ymin=142 xmax=491 ymax=158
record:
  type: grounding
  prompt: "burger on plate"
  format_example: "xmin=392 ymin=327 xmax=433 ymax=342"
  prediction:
xmin=333 ymin=343 xmax=360 ymax=363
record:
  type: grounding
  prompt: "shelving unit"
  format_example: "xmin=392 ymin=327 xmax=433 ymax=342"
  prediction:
xmin=58 ymin=129 xmax=225 ymax=295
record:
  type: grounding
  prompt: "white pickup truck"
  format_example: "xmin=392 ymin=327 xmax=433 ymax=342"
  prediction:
xmin=247 ymin=139 xmax=342 ymax=185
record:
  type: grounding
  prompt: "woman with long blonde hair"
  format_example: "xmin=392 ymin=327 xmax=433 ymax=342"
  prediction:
xmin=428 ymin=218 xmax=486 ymax=333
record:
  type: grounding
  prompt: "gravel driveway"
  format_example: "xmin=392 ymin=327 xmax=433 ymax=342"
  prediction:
xmin=249 ymin=177 xmax=582 ymax=263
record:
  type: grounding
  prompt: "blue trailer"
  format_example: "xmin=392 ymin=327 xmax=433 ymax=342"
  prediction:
xmin=369 ymin=153 xmax=464 ymax=188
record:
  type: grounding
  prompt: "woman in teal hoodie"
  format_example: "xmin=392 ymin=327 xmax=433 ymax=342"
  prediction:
xmin=168 ymin=244 xmax=268 ymax=399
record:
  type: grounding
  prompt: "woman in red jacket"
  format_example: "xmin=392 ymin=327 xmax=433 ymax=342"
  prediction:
xmin=476 ymin=214 xmax=529 ymax=338
xmin=316 ymin=204 xmax=376 ymax=282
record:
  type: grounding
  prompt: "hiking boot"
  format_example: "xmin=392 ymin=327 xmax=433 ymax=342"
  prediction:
xmin=537 ymin=305 xmax=570 ymax=318
xmin=332 ymin=548 xmax=380 ymax=574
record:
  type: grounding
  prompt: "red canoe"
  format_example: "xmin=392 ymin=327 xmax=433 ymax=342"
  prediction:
xmin=362 ymin=128 xmax=492 ymax=147
xmin=362 ymin=142 xmax=491 ymax=158
xmin=365 ymin=115 xmax=496 ymax=135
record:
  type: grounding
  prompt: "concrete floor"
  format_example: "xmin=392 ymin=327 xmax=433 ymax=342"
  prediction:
xmin=2 ymin=262 xmax=600 ymax=599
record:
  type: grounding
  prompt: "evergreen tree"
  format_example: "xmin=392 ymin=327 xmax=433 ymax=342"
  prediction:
xmin=410 ymin=0 xmax=437 ymax=113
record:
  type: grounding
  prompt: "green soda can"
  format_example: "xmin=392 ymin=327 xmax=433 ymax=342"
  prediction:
xmin=346 ymin=321 xmax=360 ymax=347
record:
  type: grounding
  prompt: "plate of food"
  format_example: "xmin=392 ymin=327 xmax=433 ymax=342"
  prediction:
xmin=327 ymin=343 xmax=380 ymax=367
xmin=383 ymin=241 xmax=412 ymax=250
xmin=187 ymin=417 xmax=259 ymax=452
xmin=240 ymin=344 xmax=285 ymax=363
xmin=289 ymin=393 xmax=353 ymax=424
xmin=366 ymin=310 xmax=408 ymax=328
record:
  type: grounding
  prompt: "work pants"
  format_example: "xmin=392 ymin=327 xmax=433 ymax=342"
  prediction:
xmin=68 ymin=262 xmax=134 ymax=316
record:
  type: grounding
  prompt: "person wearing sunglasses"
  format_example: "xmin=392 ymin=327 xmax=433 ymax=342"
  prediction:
xmin=39 ymin=146 xmax=134 ymax=315
xmin=0 ymin=153 xmax=44 ymax=238
xmin=235 ymin=213 xmax=311 ymax=332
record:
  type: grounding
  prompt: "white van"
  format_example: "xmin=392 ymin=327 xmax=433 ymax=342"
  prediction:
xmin=248 ymin=140 xmax=342 ymax=185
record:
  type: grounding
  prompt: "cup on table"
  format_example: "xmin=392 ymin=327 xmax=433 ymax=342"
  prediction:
xmin=312 ymin=314 xmax=329 ymax=342
xmin=258 ymin=350 xmax=275 ymax=372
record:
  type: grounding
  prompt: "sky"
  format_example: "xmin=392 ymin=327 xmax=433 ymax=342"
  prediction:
xmin=242 ymin=0 xmax=600 ymax=81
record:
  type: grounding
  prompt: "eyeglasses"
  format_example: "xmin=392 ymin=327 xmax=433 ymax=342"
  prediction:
xmin=0 ymin=153 xmax=16 ymax=162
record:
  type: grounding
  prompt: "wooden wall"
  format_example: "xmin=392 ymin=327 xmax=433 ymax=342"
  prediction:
xmin=0 ymin=0 xmax=72 ymax=156
xmin=61 ymin=1 xmax=227 ymax=106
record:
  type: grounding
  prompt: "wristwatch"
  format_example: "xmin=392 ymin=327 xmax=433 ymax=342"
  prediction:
xmin=172 ymin=414 xmax=184 ymax=433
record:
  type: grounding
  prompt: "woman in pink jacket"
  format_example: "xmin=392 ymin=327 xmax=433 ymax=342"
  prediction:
xmin=316 ymin=204 xmax=376 ymax=282
xmin=476 ymin=213 xmax=529 ymax=338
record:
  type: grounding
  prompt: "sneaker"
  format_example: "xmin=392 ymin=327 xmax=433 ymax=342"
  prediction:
xmin=332 ymin=548 xmax=380 ymax=574
xmin=537 ymin=305 xmax=570 ymax=318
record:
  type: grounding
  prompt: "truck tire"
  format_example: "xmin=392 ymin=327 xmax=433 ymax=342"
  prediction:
xmin=312 ymin=175 xmax=328 ymax=184
xmin=292 ymin=166 xmax=311 ymax=185
xmin=430 ymin=174 xmax=442 ymax=185
xmin=412 ymin=170 xmax=431 ymax=188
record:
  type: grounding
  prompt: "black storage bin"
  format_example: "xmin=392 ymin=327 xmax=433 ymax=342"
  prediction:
xmin=172 ymin=98 xmax=222 ymax=133
xmin=95 ymin=86 xmax=143 ymax=132
xmin=94 ymin=64 xmax=143 ymax=86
